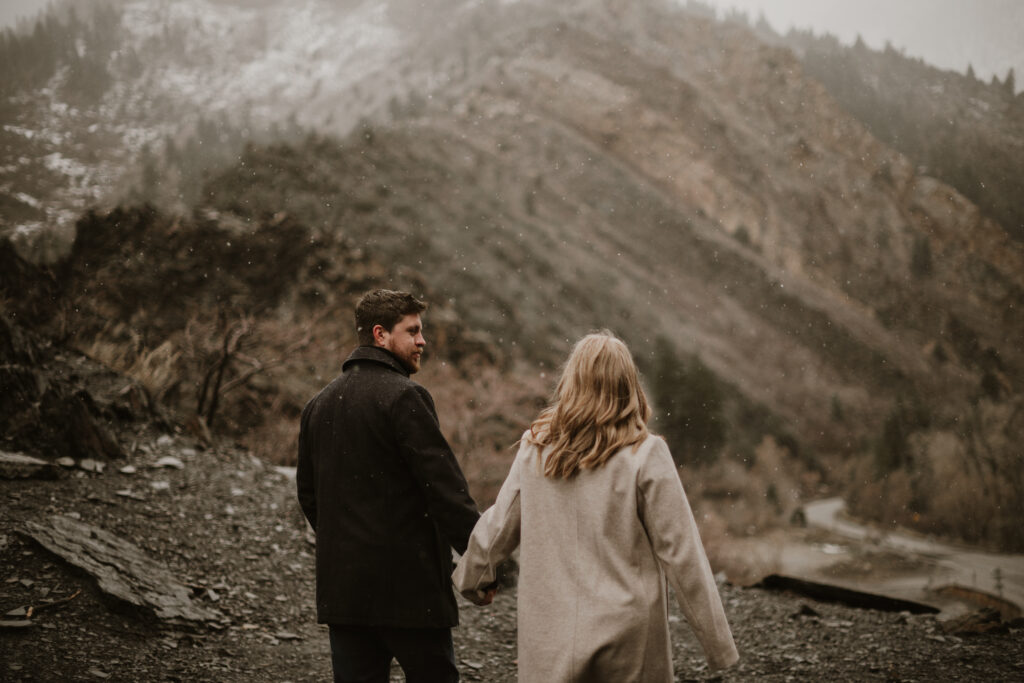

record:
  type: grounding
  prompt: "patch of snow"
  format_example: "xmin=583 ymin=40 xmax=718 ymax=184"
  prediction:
xmin=43 ymin=152 xmax=88 ymax=178
xmin=3 ymin=125 xmax=35 ymax=139
xmin=120 ymin=0 xmax=402 ymax=126
xmin=14 ymin=222 xmax=46 ymax=237
xmin=13 ymin=192 xmax=41 ymax=209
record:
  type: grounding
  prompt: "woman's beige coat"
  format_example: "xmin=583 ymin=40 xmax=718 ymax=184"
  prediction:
xmin=453 ymin=434 xmax=738 ymax=682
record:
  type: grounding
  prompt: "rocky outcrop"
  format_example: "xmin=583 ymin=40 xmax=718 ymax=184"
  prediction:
xmin=0 ymin=314 xmax=134 ymax=463
xmin=21 ymin=515 xmax=224 ymax=624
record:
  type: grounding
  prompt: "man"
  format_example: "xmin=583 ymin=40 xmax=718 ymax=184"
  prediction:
xmin=297 ymin=289 xmax=483 ymax=683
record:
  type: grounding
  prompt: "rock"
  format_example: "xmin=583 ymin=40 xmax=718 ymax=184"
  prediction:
xmin=152 ymin=456 xmax=184 ymax=470
xmin=754 ymin=574 xmax=940 ymax=614
xmin=274 ymin=631 xmax=301 ymax=640
xmin=0 ymin=619 xmax=34 ymax=629
xmin=20 ymin=515 xmax=223 ymax=624
xmin=79 ymin=458 xmax=105 ymax=473
xmin=792 ymin=603 xmax=821 ymax=619
xmin=0 ymin=451 xmax=58 ymax=479
xmin=56 ymin=457 xmax=76 ymax=468
xmin=116 ymin=382 xmax=153 ymax=418
xmin=0 ymin=318 xmax=124 ymax=463
xmin=942 ymin=608 xmax=1008 ymax=636
xmin=273 ymin=466 xmax=297 ymax=481
xmin=119 ymin=465 xmax=137 ymax=474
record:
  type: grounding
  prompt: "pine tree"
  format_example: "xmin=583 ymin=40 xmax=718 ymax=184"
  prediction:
xmin=647 ymin=337 xmax=726 ymax=466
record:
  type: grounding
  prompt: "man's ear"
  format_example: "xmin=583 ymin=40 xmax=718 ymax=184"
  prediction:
xmin=372 ymin=324 xmax=388 ymax=346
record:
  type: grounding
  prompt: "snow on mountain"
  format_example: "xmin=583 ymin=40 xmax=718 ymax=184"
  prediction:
xmin=1 ymin=0 xmax=412 ymax=261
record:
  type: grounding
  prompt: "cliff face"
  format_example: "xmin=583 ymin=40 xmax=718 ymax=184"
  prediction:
xmin=201 ymin=0 xmax=1019 ymax=449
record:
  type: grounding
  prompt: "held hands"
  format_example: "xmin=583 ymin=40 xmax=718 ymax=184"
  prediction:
xmin=475 ymin=586 xmax=497 ymax=606
xmin=473 ymin=581 xmax=499 ymax=606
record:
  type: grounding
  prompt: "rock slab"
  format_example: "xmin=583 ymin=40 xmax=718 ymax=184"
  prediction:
xmin=22 ymin=515 xmax=222 ymax=624
xmin=0 ymin=451 xmax=58 ymax=479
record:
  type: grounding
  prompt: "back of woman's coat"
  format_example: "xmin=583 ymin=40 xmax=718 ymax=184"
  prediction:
xmin=453 ymin=434 xmax=738 ymax=682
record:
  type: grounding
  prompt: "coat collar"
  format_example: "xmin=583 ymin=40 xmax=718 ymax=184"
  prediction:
xmin=343 ymin=345 xmax=411 ymax=377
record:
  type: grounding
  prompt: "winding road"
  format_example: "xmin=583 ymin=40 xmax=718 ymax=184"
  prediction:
xmin=801 ymin=498 xmax=1024 ymax=615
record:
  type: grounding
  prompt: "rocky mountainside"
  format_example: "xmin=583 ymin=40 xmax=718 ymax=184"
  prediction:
xmin=763 ymin=18 xmax=1024 ymax=242
xmin=199 ymin=0 xmax=1022 ymax=544
xmin=2 ymin=0 xmax=1022 ymax=548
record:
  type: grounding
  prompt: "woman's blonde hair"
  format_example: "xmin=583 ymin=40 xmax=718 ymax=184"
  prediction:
xmin=526 ymin=331 xmax=651 ymax=478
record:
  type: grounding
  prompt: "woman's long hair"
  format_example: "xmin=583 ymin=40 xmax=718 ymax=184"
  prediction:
xmin=526 ymin=332 xmax=651 ymax=478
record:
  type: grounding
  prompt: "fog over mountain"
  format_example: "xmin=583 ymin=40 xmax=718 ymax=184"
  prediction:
xmin=2 ymin=0 xmax=1021 ymax=89
xmin=696 ymin=0 xmax=1023 ymax=91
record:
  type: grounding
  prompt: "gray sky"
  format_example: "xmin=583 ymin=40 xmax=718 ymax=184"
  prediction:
xmin=0 ymin=0 xmax=52 ymax=30
xmin=699 ymin=0 xmax=1023 ymax=88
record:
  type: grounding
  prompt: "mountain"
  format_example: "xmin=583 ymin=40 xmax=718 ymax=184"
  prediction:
xmin=1 ymin=0 xmax=1021 ymax=549
xmin=755 ymin=18 xmax=1024 ymax=242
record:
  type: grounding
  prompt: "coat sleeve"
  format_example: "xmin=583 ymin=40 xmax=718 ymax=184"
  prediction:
xmin=452 ymin=439 xmax=524 ymax=604
xmin=392 ymin=385 xmax=480 ymax=554
xmin=638 ymin=438 xmax=739 ymax=671
xmin=295 ymin=399 xmax=317 ymax=530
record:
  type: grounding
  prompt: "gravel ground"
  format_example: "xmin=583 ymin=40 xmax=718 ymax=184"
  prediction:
xmin=2 ymin=427 xmax=1022 ymax=682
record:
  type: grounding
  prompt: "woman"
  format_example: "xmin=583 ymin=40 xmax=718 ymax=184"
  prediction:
xmin=453 ymin=332 xmax=738 ymax=682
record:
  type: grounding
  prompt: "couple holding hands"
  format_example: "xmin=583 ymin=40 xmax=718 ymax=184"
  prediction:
xmin=297 ymin=289 xmax=738 ymax=682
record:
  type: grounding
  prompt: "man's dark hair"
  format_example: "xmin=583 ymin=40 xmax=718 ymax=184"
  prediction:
xmin=355 ymin=289 xmax=427 ymax=345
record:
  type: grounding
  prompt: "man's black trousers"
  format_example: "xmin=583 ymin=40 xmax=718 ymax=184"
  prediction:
xmin=328 ymin=624 xmax=459 ymax=683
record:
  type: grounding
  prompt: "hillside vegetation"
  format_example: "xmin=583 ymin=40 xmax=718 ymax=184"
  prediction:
xmin=770 ymin=23 xmax=1024 ymax=242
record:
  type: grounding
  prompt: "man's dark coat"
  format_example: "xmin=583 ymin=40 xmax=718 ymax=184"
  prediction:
xmin=296 ymin=346 xmax=479 ymax=628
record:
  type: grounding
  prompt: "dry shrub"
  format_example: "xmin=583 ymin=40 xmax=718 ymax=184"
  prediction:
xmin=422 ymin=360 xmax=547 ymax=506
xmin=845 ymin=457 xmax=914 ymax=531
xmin=846 ymin=397 xmax=1024 ymax=551
xmin=80 ymin=309 xmax=327 ymax=457
xmin=130 ymin=341 xmax=182 ymax=401
xmin=82 ymin=326 xmax=183 ymax=402
xmin=920 ymin=433 xmax=997 ymax=543
xmin=247 ymin=413 xmax=301 ymax=465
xmin=682 ymin=436 xmax=807 ymax=538
xmin=696 ymin=510 xmax=783 ymax=585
